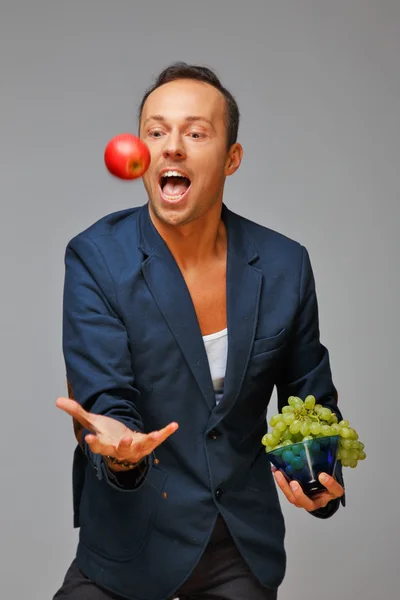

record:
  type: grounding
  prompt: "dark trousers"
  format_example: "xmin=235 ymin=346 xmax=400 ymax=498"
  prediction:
xmin=53 ymin=515 xmax=278 ymax=600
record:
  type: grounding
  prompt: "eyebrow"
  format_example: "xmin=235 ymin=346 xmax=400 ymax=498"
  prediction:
xmin=143 ymin=115 xmax=214 ymax=129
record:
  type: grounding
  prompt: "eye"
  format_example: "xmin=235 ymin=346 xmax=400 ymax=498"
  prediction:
xmin=189 ymin=132 xmax=204 ymax=139
xmin=149 ymin=131 xmax=163 ymax=138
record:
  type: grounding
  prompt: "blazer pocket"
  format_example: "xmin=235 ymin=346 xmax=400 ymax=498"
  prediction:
xmin=252 ymin=328 xmax=287 ymax=357
xmin=79 ymin=465 xmax=167 ymax=561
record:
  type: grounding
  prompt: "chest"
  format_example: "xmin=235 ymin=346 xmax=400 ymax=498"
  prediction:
xmin=182 ymin=266 xmax=227 ymax=336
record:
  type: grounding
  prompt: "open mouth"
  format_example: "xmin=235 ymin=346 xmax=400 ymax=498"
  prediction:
xmin=159 ymin=170 xmax=191 ymax=203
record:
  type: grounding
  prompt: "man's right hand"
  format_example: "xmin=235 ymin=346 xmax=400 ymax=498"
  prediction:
xmin=56 ymin=397 xmax=179 ymax=470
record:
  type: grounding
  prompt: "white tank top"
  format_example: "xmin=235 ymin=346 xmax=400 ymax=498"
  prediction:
xmin=202 ymin=328 xmax=228 ymax=405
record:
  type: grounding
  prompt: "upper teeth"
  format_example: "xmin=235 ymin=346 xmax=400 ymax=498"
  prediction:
xmin=162 ymin=170 xmax=186 ymax=178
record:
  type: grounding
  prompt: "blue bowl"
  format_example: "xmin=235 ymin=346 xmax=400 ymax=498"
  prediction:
xmin=267 ymin=435 xmax=339 ymax=496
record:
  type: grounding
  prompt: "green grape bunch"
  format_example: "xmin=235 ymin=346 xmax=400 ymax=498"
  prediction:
xmin=261 ymin=395 xmax=366 ymax=468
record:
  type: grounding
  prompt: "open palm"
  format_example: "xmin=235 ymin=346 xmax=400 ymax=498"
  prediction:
xmin=56 ymin=396 xmax=178 ymax=464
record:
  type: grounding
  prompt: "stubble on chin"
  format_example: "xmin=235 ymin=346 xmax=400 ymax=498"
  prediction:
xmin=148 ymin=199 xmax=197 ymax=228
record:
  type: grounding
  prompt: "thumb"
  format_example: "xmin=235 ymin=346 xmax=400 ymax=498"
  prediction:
xmin=56 ymin=396 xmax=81 ymax=416
xmin=56 ymin=397 xmax=98 ymax=433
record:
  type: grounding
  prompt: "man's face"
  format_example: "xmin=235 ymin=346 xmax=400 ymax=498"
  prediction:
xmin=140 ymin=79 xmax=241 ymax=228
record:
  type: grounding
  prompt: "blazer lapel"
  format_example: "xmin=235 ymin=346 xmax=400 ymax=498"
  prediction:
xmin=137 ymin=204 xmax=262 ymax=420
xmin=208 ymin=206 xmax=262 ymax=427
xmin=138 ymin=205 xmax=216 ymax=411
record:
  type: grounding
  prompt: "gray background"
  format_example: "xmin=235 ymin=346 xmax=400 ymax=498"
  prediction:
xmin=1 ymin=1 xmax=398 ymax=598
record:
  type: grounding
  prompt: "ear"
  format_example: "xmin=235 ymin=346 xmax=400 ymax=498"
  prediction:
xmin=225 ymin=143 xmax=243 ymax=176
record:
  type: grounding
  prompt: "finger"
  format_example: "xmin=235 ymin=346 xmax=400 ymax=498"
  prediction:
xmin=119 ymin=435 xmax=135 ymax=448
xmin=318 ymin=473 xmax=344 ymax=499
xmin=145 ymin=422 xmax=179 ymax=449
xmin=85 ymin=434 xmax=115 ymax=456
xmin=56 ymin=396 xmax=81 ymax=417
xmin=86 ymin=434 xmax=139 ymax=461
xmin=306 ymin=491 xmax=335 ymax=510
xmin=104 ymin=423 xmax=179 ymax=464
xmin=307 ymin=491 xmax=327 ymax=505
xmin=56 ymin=397 xmax=99 ymax=434
xmin=273 ymin=471 xmax=303 ymax=508
xmin=290 ymin=482 xmax=337 ymax=510
xmin=289 ymin=480 xmax=320 ymax=511
xmin=121 ymin=422 xmax=179 ymax=462
xmin=116 ymin=435 xmax=137 ymax=455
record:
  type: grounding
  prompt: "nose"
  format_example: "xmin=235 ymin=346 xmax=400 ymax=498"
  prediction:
xmin=162 ymin=132 xmax=186 ymax=160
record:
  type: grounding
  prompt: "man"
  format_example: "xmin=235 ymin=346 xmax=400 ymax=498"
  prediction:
xmin=54 ymin=62 xmax=345 ymax=600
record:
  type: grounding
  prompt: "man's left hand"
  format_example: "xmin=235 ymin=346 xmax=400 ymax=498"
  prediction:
xmin=272 ymin=468 xmax=344 ymax=511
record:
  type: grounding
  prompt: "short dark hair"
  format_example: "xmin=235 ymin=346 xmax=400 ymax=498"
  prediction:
xmin=138 ymin=62 xmax=240 ymax=150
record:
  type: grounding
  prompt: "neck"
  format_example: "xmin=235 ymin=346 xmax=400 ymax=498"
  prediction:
xmin=149 ymin=202 xmax=227 ymax=271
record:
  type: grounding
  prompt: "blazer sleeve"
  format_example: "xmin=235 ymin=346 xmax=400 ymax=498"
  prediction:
xmin=63 ymin=233 xmax=151 ymax=490
xmin=276 ymin=245 xmax=345 ymax=517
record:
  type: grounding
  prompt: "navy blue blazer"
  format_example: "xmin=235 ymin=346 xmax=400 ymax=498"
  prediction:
xmin=63 ymin=203 xmax=344 ymax=600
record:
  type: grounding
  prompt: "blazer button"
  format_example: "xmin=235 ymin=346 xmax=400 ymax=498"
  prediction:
xmin=215 ymin=488 xmax=223 ymax=501
xmin=207 ymin=429 xmax=220 ymax=440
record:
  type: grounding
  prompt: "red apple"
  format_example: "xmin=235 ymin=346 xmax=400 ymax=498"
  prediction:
xmin=104 ymin=133 xmax=151 ymax=180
